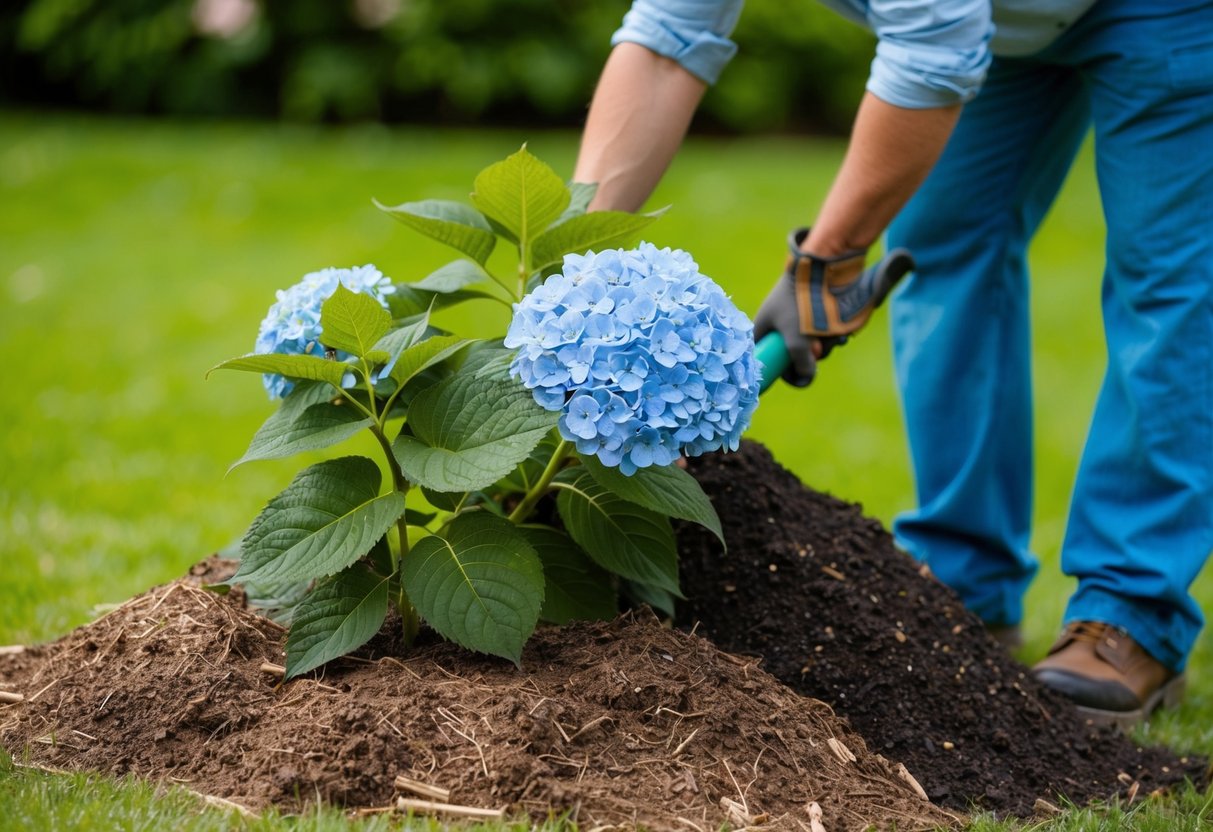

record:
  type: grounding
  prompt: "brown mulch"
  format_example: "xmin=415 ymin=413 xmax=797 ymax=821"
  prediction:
xmin=677 ymin=440 xmax=1210 ymax=817
xmin=0 ymin=558 xmax=959 ymax=831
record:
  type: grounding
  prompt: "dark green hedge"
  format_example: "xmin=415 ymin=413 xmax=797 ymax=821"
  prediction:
xmin=1 ymin=0 xmax=873 ymax=134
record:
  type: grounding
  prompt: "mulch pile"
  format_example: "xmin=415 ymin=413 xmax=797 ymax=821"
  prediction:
xmin=0 ymin=558 xmax=958 ymax=832
xmin=2 ymin=440 xmax=1206 ymax=827
xmin=677 ymin=440 xmax=1209 ymax=816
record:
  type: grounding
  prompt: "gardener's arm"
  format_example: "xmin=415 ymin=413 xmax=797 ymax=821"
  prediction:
xmin=575 ymin=0 xmax=744 ymax=211
xmin=574 ymin=43 xmax=706 ymax=213
xmin=801 ymin=93 xmax=960 ymax=257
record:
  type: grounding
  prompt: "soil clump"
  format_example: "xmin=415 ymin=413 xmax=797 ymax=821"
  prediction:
xmin=677 ymin=441 xmax=1208 ymax=816
xmin=0 ymin=559 xmax=958 ymax=831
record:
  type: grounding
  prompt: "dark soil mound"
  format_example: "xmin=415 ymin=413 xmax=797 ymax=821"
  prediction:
xmin=677 ymin=441 xmax=1208 ymax=816
xmin=0 ymin=561 xmax=959 ymax=831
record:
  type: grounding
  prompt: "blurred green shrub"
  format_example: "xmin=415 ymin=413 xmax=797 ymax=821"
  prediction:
xmin=0 ymin=0 xmax=873 ymax=133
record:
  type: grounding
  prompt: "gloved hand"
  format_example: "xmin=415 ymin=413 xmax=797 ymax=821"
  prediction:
xmin=754 ymin=227 xmax=915 ymax=387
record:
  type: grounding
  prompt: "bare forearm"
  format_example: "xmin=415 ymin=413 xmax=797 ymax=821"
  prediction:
xmin=806 ymin=93 xmax=960 ymax=256
xmin=574 ymin=43 xmax=707 ymax=212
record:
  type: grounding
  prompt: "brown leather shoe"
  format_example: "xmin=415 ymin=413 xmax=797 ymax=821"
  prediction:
xmin=1033 ymin=621 xmax=1184 ymax=729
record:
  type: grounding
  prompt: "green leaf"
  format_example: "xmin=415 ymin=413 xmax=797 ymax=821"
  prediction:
xmin=460 ymin=341 xmax=515 ymax=381
xmin=319 ymin=284 xmax=393 ymax=358
xmin=561 ymin=181 xmax=598 ymax=221
xmin=554 ymin=468 xmax=681 ymax=596
xmin=577 ymin=454 xmax=724 ymax=547
xmin=411 ymin=260 xmax=493 ymax=294
xmin=236 ymin=456 xmax=406 ymax=586
xmin=285 ymin=565 xmax=390 ymax=678
xmin=471 ymin=147 xmax=570 ymax=258
xmin=392 ymin=370 xmax=557 ymax=492
xmin=622 ymin=580 xmax=677 ymax=618
xmin=389 ymin=285 xmax=496 ymax=318
xmin=530 ymin=208 xmax=666 ymax=272
xmin=494 ymin=432 xmax=561 ymax=494
xmin=231 ymin=398 xmax=373 ymax=470
xmin=389 ymin=334 xmax=473 ymax=388
xmin=375 ymin=198 xmax=497 ymax=264
xmin=207 ymin=352 xmax=348 ymax=389
xmin=421 ymin=487 xmax=465 ymax=512
xmin=402 ymin=512 xmax=543 ymax=664
xmin=521 ymin=526 xmax=617 ymax=624
xmin=372 ymin=307 xmax=432 ymax=364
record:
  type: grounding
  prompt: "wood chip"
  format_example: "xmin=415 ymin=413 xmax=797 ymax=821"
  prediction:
xmin=718 ymin=797 xmax=752 ymax=828
xmin=895 ymin=763 xmax=929 ymax=801
xmin=826 ymin=737 xmax=856 ymax=764
xmin=0 ymin=645 xmax=25 ymax=656
xmin=396 ymin=797 xmax=504 ymax=820
xmin=806 ymin=801 xmax=827 ymax=832
xmin=1033 ymin=798 xmax=1063 ymax=816
xmin=394 ymin=775 xmax=451 ymax=802
xmin=259 ymin=662 xmax=286 ymax=677
xmin=820 ymin=565 xmax=846 ymax=582
xmin=0 ymin=691 xmax=24 ymax=705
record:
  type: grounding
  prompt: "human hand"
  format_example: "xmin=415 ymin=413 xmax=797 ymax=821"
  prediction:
xmin=753 ymin=228 xmax=914 ymax=387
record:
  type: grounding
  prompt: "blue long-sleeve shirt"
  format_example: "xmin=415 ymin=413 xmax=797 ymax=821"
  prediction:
xmin=612 ymin=0 xmax=1098 ymax=108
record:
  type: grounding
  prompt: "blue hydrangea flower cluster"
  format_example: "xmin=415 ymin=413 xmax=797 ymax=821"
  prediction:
xmin=254 ymin=265 xmax=397 ymax=399
xmin=505 ymin=243 xmax=760 ymax=475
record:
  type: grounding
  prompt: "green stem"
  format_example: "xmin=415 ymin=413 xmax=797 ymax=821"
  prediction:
xmin=517 ymin=247 xmax=528 ymax=300
xmin=360 ymin=360 xmax=379 ymax=421
xmin=508 ymin=439 xmax=572 ymax=524
xmin=371 ymin=423 xmax=420 ymax=643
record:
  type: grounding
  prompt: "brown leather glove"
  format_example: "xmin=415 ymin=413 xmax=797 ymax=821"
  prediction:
xmin=754 ymin=228 xmax=915 ymax=387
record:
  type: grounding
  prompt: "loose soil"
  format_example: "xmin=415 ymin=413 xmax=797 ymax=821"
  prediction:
xmin=0 ymin=559 xmax=958 ymax=831
xmin=677 ymin=441 xmax=1209 ymax=817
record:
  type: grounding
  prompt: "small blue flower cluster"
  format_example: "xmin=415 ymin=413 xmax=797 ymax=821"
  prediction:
xmin=254 ymin=265 xmax=397 ymax=399
xmin=505 ymin=244 xmax=760 ymax=475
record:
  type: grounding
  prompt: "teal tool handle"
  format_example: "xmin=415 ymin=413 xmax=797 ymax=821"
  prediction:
xmin=756 ymin=332 xmax=789 ymax=393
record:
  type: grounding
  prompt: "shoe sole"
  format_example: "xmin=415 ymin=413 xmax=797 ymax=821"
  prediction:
xmin=1074 ymin=674 xmax=1186 ymax=731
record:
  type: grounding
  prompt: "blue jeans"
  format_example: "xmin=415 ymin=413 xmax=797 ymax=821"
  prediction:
xmin=887 ymin=0 xmax=1213 ymax=672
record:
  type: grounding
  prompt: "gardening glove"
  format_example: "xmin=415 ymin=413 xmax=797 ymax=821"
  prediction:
xmin=753 ymin=227 xmax=915 ymax=387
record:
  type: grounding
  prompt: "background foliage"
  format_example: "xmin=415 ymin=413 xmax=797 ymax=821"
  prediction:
xmin=0 ymin=0 xmax=873 ymax=133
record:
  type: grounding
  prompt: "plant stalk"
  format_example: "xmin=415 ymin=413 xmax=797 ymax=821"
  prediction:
xmin=508 ymin=439 xmax=572 ymax=524
xmin=370 ymin=422 xmax=421 ymax=644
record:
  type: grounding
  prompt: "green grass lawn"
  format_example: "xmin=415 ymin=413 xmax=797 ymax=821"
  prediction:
xmin=0 ymin=114 xmax=1209 ymax=830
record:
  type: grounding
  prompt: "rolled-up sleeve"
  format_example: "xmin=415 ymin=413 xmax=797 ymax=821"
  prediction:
xmin=866 ymin=0 xmax=993 ymax=108
xmin=611 ymin=0 xmax=745 ymax=85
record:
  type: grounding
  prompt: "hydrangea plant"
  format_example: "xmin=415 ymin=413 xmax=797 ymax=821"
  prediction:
xmin=210 ymin=148 xmax=758 ymax=678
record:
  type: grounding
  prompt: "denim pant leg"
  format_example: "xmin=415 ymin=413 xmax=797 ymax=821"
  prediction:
xmin=1054 ymin=0 xmax=1213 ymax=672
xmin=887 ymin=59 xmax=1091 ymax=627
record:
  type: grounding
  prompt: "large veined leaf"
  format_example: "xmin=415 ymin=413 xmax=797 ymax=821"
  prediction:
xmin=235 ymin=456 xmax=405 ymax=586
xmin=530 ymin=208 xmax=666 ymax=272
xmin=374 ymin=198 xmax=497 ymax=264
xmin=402 ymin=513 xmax=543 ymax=663
xmin=284 ymin=565 xmax=390 ymax=678
xmin=577 ymin=454 xmax=724 ymax=547
xmin=554 ymin=467 xmax=681 ymax=595
xmin=410 ymin=260 xmax=494 ymax=294
xmin=392 ymin=369 xmax=557 ymax=492
xmin=232 ymin=398 xmax=372 ymax=470
xmin=470 ymin=147 xmax=569 ymax=256
xmin=207 ymin=352 xmax=348 ymax=388
xmin=495 ymin=432 xmax=561 ymax=494
xmin=319 ymin=284 xmax=393 ymax=358
xmin=389 ymin=334 xmax=473 ymax=389
xmin=521 ymin=526 xmax=617 ymax=624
